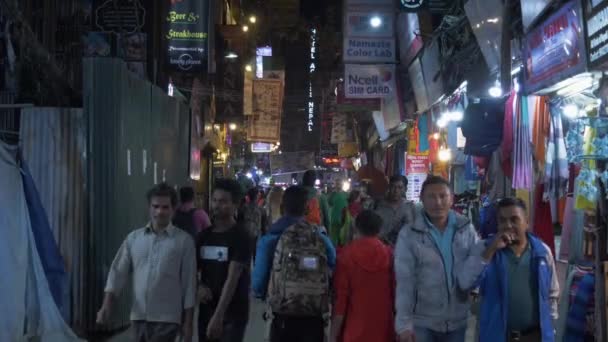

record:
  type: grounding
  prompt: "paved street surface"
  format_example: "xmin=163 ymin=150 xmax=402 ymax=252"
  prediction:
xmin=106 ymin=299 xmax=477 ymax=342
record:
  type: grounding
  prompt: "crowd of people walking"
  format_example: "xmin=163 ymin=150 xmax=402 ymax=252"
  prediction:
xmin=97 ymin=170 xmax=560 ymax=342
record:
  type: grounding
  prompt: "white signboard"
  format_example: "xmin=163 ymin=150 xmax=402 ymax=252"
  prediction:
xmin=344 ymin=64 xmax=396 ymax=99
xmin=343 ymin=37 xmax=395 ymax=63
xmin=346 ymin=11 xmax=394 ymax=38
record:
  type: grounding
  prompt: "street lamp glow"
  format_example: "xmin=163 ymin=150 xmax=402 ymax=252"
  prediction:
xmin=370 ymin=16 xmax=382 ymax=28
xmin=488 ymin=80 xmax=503 ymax=98
xmin=242 ymin=25 xmax=249 ymax=32
xmin=225 ymin=52 xmax=238 ymax=59
xmin=438 ymin=148 xmax=452 ymax=162
xmin=245 ymin=64 xmax=253 ymax=72
xmin=229 ymin=123 xmax=237 ymax=130
xmin=249 ymin=16 xmax=257 ymax=24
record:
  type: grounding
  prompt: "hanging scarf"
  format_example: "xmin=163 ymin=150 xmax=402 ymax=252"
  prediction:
xmin=512 ymin=95 xmax=534 ymax=189
xmin=543 ymin=104 xmax=569 ymax=201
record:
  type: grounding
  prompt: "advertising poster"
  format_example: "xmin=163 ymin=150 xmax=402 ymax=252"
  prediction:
xmin=343 ymin=37 xmax=395 ymax=63
xmin=166 ymin=0 xmax=209 ymax=72
xmin=344 ymin=64 xmax=396 ymax=99
xmin=523 ymin=0 xmax=586 ymax=94
xmin=585 ymin=0 xmax=608 ymax=68
xmin=248 ymin=79 xmax=283 ymax=142
xmin=406 ymin=152 xmax=429 ymax=202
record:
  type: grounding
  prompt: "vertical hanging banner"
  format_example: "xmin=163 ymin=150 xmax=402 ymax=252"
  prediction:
xmin=166 ymin=0 xmax=209 ymax=72
xmin=405 ymin=152 xmax=430 ymax=202
xmin=244 ymin=71 xmax=253 ymax=115
xmin=248 ymin=79 xmax=283 ymax=142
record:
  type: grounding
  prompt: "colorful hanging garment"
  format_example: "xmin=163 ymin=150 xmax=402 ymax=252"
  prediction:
xmin=574 ymin=126 xmax=597 ymax=211
xmin=512 ymin=94 xmax=534 ymax=189
xmin=533 ymin=97 xmax=551 ymax=171
xmin=543 ymin=104 xmax=569 ymax=201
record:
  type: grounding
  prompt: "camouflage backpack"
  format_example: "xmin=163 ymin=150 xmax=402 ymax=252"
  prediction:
xmin=267 ymin=221 xmax=330 ymax=316
xmin=242 ymin=204 xmax=263 ymax=238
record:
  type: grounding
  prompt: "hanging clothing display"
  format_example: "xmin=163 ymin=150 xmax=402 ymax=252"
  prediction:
xmin=500 ymin=90 xmax=516 ymax=178
xmin=461 ymin=97 xmax=505 ymax=156
xmin=533 ymin=96 xmax=551 ymax=171
xmin=512 ymin=95 xmax=534 ymax=189
xmin=575 ymin=126 xmax=597 ymax=211
xmin=418 ymin=113 xmax=430 ymax=152
xmin=533 ymin=183 xmax=556 ymax=256
xmin=543 ymin=104 xmax=569 ymax=201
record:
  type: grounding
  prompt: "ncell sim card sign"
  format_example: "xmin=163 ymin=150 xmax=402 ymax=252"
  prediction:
xmin=344 ymin=64 xmax=396 ymax=99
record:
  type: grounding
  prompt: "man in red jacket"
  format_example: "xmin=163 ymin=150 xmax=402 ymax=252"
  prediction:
xmin=330 ymin=210 xmax=395 ymax=342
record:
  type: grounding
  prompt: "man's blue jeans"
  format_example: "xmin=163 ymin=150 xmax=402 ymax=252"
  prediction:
xmin=414 ymin=327 xmax=467 ymax=342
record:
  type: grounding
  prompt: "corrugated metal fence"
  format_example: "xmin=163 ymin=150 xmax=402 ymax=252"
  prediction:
xmin=19 ymin=58 xmax=190 ymax=336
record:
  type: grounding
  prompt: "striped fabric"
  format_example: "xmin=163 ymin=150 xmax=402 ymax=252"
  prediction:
xmin=512 ymin=95 xmax=534 ymax=189
xmin=543 ymin=104 xmax=569 ymax=201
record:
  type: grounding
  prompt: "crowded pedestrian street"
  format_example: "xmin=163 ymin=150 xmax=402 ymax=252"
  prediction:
xmin=2 ymin=0 xmax=608 ymax=341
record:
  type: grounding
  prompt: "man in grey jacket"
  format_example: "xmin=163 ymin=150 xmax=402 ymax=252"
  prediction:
xmin=394 ymin=176 xmax=487 ymax=342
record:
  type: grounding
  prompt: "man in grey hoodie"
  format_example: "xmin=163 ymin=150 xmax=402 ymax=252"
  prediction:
xmin=394 ymin=176 xmax=487 ymax=342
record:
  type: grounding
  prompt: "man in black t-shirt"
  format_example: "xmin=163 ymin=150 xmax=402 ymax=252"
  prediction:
xmin=197 ymin=179 xmax=251 ymax=342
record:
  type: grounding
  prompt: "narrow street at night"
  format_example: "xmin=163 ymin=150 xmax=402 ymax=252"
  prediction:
xmin=1 ymin=0 xmax=607 ymax=341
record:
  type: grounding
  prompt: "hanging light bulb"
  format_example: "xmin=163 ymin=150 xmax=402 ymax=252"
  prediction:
xmin=489 ymin=79 xmax=503 ymax=98
xmin=562 ymin=104 xmax=580 ymax=119
xmin=438 ymin=147 xmax=452 ymax=162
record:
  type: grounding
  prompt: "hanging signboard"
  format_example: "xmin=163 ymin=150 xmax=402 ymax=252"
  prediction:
xmin=251 ymin=142 xmax=274 ymax=153
xmin=243 ymin=70 xmax=253 ymax=115
xmin=95 ymin=0 xmax=145 ymax=34
xmin=585 ymin=0 xmax=608 ymax=69
xmin=397 ymin=12 xmax=424 ymax=66
xmin=270 ymin=151 xmax=315 ymax=175
xmin=405 ymin=152 xmax=430 ymax=202
xmin=336 ymin=82 xmax=381 ymax=111
xmin=248 ymin=79 xmax=283 ymax=142
xmin=344 ymin=64 xmax=396 ymax=99
xmin=523 ymin=0 xmax=587 ymax=94
xmin=521 ymin=0 xmax=552 ymax=32
xmin=346 ymin=11 xmax=395 ymax=38
xmin=166 ymin=0 xmax=209 ymax=72
xmin=408 ymin=57 xmax=430 ymax=111
xmin=343 ymin=37 xmax=395 ymax=63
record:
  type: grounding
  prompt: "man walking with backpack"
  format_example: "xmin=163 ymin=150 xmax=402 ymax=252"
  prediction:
xmin=301 ymin=170 xmax=331 ymax=230
xmin=252 ymin=185 xmax=337 ymax=342
xmin=173 ymin=186 xmax=211 ymax=240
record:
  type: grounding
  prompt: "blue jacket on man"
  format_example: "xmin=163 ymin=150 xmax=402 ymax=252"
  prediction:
xmin=252 ymin=215 xmax=337 ymax=299
xmin=478 ymin=233 xmax=560 ymax=342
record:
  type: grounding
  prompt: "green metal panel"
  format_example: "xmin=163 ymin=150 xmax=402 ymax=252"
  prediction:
xmin=81 ymin=58 xmax=191 ymax=334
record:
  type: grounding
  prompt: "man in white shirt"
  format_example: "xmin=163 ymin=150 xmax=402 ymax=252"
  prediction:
xmin=96 ymin=183 xmax=197 ymax=342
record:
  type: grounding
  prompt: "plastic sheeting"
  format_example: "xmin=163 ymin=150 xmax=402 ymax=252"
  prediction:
xmin=0 ymin=143 xmax=81 ymax=341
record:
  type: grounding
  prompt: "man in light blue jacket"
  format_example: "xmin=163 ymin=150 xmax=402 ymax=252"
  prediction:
xmin=394 ymin=176 xmax=487 ymax=342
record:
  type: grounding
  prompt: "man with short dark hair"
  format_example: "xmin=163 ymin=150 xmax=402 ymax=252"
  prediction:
xmin=252 ymin=185 xmax=336 ymax=342
xmin=197 ymin=179 xmax=251 ymax=342
xmin=330 ymin=210 xmax=394 ymax=342
xmin=97 ymin=183 xmax=196 ymax=342
xmin=173 ymin=186 xmax=211 ymax=240
xmin=395 ymin=176 xmax=487 ymax=342
xmin=478 ymin=197 xmax=559 ymax=342
xmin=374 ymin=175 xmax=415 ymax=245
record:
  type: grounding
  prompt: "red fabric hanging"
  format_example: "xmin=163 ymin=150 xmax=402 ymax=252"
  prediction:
xmin=533 ymin=183 xmax=555 ymax=256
